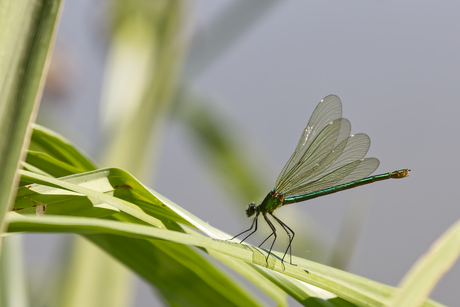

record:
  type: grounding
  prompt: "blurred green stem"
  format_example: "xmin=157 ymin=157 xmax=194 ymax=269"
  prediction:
xmin=0 ymin=236 xmax=28 ymax=307
xmin=100 ymin=0 xmax=187 ymax=181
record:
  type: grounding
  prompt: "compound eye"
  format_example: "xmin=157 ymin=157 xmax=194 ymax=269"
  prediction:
xmin=245 ymin=202 xmax=256 ymax=217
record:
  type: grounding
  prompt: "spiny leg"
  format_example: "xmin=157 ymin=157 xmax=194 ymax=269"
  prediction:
xmin=271 ymin=213 xmax=296 ymax=266
xmin=262 ymin=213 xmax=277 ymax=267
xmin=230 ymin=212 xmax=259 ymax=243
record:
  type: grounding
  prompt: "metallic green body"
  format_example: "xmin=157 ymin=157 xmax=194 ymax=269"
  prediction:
xmin=283 ymin=169 xmax=408 ymax=205
xmin=258 ymin=192 xmax=283 ymax=213
xmin=256 ymin=169 xmax=409 ymax=212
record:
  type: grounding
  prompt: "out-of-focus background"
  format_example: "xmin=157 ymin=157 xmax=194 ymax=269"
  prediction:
xmin=27 ymin=0 xmax=459 ymax=306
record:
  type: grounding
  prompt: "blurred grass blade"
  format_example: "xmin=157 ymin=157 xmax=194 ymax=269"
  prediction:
xmin=329 ymin=197 xmax=369 ymax=270
xmin=185 ymin=0 xmax=279 ymax=77
xmin=0 ymin=236 xmax=29 ymax=307
xmin=7 ymin=213 xmax=446 ymax=307
xmin=174 ymin=91 xmax=266 ymax=202
xmin=390 ymin=219 xmax=460 ymax=307
xmin=0 ymin=0 xmax=62 ymax=247
xmin=98 ymin=2 xmax=198 ymax=305
xmin=100 ymin=0 xmax=187 ymax=180
xmin=55 ymin=236 xmax=132 ymax=307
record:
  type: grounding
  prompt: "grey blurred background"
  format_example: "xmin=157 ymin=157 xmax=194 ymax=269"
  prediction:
xmin=27 ymin=0 xmax=460 ymax=306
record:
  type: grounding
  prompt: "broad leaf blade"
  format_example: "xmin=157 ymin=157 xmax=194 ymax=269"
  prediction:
xmin=16 ymin=170 xmax=265 ymax=306
xmin=0 ymin=0 xmax=62 ymax=247
xmin=86 ymin=233 xmax=262 ymax=307
xmin=24 ymin=125 xmax=267 ymax=306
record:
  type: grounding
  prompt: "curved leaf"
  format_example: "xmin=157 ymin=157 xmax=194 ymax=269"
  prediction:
xmin=0 ymin=0 xmax=62 ymax=245
xmin=390 ymin=219 xmax=460 ymax=307
xmin=6 ymin=211 xmax=444 ymax=307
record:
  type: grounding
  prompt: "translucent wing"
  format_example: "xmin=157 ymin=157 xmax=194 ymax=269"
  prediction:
xmin=283 ymin=158 xmax=380 ymax=198
xmin=296 ymin=133 xmax=372 ymax=185
xmin=274 ymin=95 xmax=380 ymax=198
xmin=277 ymin=134 xmax=349 ymax=193
xmin=277 ymin=133 xmax=373 ymax=195
xmin=275 ymin=95 xmax=343 ymax=189
xmin=335 ymin=157 xmax=380 ymax=185
xmin=275 ymin=118 xmax=351 ymax=192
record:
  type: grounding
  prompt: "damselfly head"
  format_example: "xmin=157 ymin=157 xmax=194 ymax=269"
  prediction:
xmin=246 ymin=202 xmax=257 ymax=217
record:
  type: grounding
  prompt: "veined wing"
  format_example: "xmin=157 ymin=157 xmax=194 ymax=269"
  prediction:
xmin=295 ymin=133 xmax=372 ymax=186
xmin=275 ymin=118 xmax=351 ymax=192
xmin=275 ymin=95 xmax=343 ymax=188
xmin=283 ymin=157 xmax=380 ymax=198
xmin=277 ymin=132 xmax=373 ymax=195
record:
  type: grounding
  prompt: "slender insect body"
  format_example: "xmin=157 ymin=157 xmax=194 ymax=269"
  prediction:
xmin=283 ymin=168 xmax=410 ymax=204
xmin=231 ymin=95 xmax=410 ymax=269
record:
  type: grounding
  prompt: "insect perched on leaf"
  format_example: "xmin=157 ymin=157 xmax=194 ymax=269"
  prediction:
xmin=232 ymin=95 xmax=409 ymax=268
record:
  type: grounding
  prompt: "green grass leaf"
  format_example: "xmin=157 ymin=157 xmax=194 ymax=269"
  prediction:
xmin=16 ymin=169 xmax=265 ymax=306
xmin=18 ymin=125 xmax=448 ymax=307
xmin=9 ymin=166 xmax=447 ymax=307
xmin=0 ymin=0 xmax=62 ymax=247
xmin=25 ymin=125 xmax=267 ymax=306
xmin=86 ymin=233 xmax=263 ymax=307
xmin=6 ymin=213 xmax=445 ymax=307
xmin=390 ymin=219 xmax=460 ymax=307
xmin=28 ymin=124 xmax=97 ymax=173
xmin=205 ymin=249 xmax=289 ymax=306
xmin=17 ymin=169 xmax=190 ymax=227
